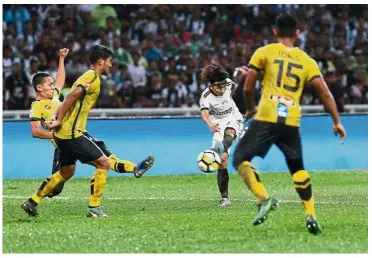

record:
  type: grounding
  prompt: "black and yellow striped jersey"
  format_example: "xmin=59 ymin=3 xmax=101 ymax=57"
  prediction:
xmin=54 ymin=70 xmax=100 ymax=139
xmin=249 ymin=43 xmax=322 ymax=127
xmin=29 ymin=89 xmax=61 ymax=147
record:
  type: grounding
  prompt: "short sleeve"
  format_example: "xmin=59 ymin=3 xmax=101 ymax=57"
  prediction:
xmin=29 ymin=102 xmax=42 ymax=121
xmin=74 ymin=70 xmax=99 ymax=95
xmin=307 ymin=58 xmax=323 ymax=83
xmin=53 ymin=88 xmax=60 ymax=98
xmin=199 ymin=94 xmax=210 ymax=111
xmin=225 ymin=78 xmax=235 ymax=92
xmin=248 ymin=47 xmax=266 ymax=71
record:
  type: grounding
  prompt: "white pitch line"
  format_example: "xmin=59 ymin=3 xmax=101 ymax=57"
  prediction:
xmin=2 ymin=195 xmax=367 ymax=206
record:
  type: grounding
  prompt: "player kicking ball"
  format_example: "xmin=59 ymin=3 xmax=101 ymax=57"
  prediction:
xmin=24 ymin=49 xmax=151 ymax=199
xmin=21 ymin=45 xmax=154 ymax=218
xmin=199 ymin=64 xmax=244 ymax=207
xmin=233 ymin=14 xmax=346 ymax=234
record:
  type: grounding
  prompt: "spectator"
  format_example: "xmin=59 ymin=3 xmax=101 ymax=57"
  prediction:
xmin=127 ymin=52 xmax=147 ymax=87
xmin=97 ymin=76 xmax=117 ymax=108
xmin=5 ymin=61 xmax=30 ymax=110
xmin=350 ymin=72 xmax=367 ymax=104
xmin=26 ymin=58 xmax=41 ymax=102
xmin=148 ymin=72 xmax=164 ymax=107
xmin=91 ymin=4 xmax=118 ymax=29
xmin=143 ymin=39 xmax=163 ymax=62
xmin=3 ymin=45 xmax=14 ymax=78
xmin=3 ymin=4 xmax=31 ymax=36
xmin=352 ymin=53 xmax=368 ymax=82
xmin=2 ymin=4 xmax=368 ymax=110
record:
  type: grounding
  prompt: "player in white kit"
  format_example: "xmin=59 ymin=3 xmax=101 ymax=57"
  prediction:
xmin=199 ymin=64 xmax=243 ymax=207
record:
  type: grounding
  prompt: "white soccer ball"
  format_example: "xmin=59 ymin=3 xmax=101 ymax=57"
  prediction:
xmin=197 ymin=150 xmax=222 ymax=173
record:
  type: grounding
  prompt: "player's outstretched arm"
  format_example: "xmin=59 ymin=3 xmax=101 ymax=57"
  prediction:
xmin=243 ymin=68 xmax=259 ymax=120
xmin=46 ymin=86 xmax=84 ymax=130
xmin=311 ymin=77 xmax=347 ymax=144
xmin=55 ymin=48 xmax=69 ymax=93
xmin=30 ymin=120 xmax=53 ymax=139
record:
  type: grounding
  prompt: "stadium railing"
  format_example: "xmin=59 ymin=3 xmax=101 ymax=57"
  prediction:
xmin=2 ymin=104 xmax=368 ymax=120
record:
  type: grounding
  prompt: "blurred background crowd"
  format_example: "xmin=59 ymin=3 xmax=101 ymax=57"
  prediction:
xmin=3 ymin=4 xmax=368 ymax=113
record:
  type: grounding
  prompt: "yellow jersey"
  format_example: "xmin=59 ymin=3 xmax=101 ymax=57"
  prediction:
xmin=29 ymin=89 xmax=61 ymax=147
xmin=54 ymin=70 xmax=100 ymax=139
xmin=249 ymin=43 xmax=322 ymax=127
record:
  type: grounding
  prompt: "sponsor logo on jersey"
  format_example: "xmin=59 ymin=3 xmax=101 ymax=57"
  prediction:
xmin=270 ymin=94 xmax=295 ymax=106
xmin=45 ymin=105 xmax=51 ymax=109
xmin=210 ymin=107 xmax=234 ymax=116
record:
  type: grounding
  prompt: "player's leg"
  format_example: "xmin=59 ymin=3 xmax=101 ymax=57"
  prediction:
xmin=232 ymin=120 xmax=278 ymax=225
xmin=210 ymin=118 xmax=225 ymax=158
xmin=79 ymin=134 xmax=111 ymax=218
xmin=275 ymin=125 xmax=323 ymax=234
xmin=48 ymin=148 xmax=65 ymax=198
xmin=21 ymin=147 xmax=75 ymax=217
xmin=217 ymin=152 xmax=230 ymax=207
xmin=85 ymin=132 xmax=154 ymax=178
xmin=87 ymin=156 xmax=110 ymax=218
xmin=210 ymin=125 xmax=230 ymax=206
xmin=216 ymin=127 xmax=238 ymax=207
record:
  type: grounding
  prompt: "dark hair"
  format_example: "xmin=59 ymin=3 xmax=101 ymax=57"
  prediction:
xmin=32 ymin=72 xmax=51 ymax=91
xmin=275 ymin=13 xmax=298 ymax=38
xmin=201 ymin=64 xmax=229 ymax=84
xmin=88 ymin=45 xmax=114 ymax=64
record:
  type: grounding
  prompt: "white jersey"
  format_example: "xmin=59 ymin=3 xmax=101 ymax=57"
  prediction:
xmin=199 ymin=78 xmax=243 ymax=154
xmin=199 ymin=78 xmax=243 ymax=121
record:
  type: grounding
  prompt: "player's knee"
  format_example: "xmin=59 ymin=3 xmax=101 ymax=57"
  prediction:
xmin=222 ymin=134 xmax=234 ymax=152
xmin=60 ymin=166 xmax=75 ymax=180
xmin=224 ymin=128 xmax=236 ymax=137
xmin=96 ymin=156 xmax=110 ymax=170
xmin=286 ymin=158 xmax=305 ymax=175
xmin=232 ymin=152 xmax=243 ymax=170
xmin=232 ymin=151 xmax=253 ymax=170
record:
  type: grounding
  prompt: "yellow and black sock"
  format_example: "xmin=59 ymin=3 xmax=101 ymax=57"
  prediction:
xmin=30 ymin=172 xmax=66 ymax=205
xmin=238 ymin=161 xmax=270 ymax=203
xmin=292 ymin=170 xmax=315 ymax=216
xmin=108 ymin=154 xmax=136 ymax=173
xmin=89 ymin=169 xmax=108 ymax=207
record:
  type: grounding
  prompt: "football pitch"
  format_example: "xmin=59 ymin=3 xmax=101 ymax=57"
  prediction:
xmin=3 ymin=170 xmax=368 ymax=253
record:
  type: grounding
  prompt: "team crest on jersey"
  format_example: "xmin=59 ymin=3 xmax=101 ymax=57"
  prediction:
xmin=45 ymin=105 xmax=51 ymax=109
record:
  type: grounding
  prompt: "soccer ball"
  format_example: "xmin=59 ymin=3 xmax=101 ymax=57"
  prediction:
xmin=197 ymin=150 xmax=221 ymax=173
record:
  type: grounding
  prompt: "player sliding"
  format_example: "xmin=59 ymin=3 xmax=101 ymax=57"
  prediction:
xmin=233 ymin=13 xmax=346 ymax=234
xmin=22 ymin=45 xmax=154 ymax=218
xmin=199 ymin=64 xmax=243 ymax=207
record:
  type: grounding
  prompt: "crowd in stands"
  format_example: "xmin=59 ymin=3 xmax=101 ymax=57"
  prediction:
xmin=3 ymin=4 xmax=368 ymax=112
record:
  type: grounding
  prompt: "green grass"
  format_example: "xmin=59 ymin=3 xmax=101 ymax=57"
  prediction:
xmin=2 ymin=170 xmax=368 ymax=253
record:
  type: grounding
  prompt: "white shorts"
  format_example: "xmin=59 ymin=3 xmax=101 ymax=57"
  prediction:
xmin=211 ymin=117 xmax=243 ymax=154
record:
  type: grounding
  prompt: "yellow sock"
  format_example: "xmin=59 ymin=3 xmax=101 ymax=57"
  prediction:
xmin=31 ymin=171 xmax=66 ymax=204
xmin=238 ymin=161 xmax=270 ymax=203
xmin=89 ymin=169 xmax=108 ymax=207
xmin=109 ymin=154 xmax=136 ymax=173
xmin=292 ymin=170 xmax=316 ymax=216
